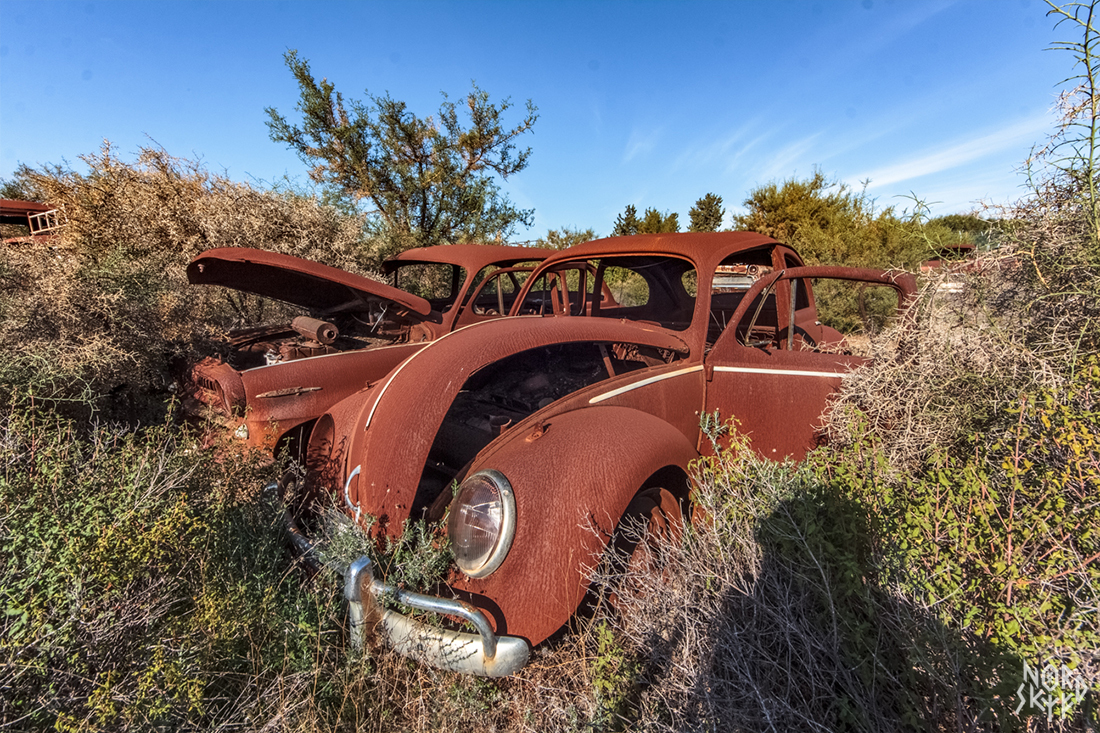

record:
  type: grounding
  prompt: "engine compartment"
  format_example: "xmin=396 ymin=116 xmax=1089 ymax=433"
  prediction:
xmin=213 ymin=304 xmax=430 ymax=371
xmin=413 ymin=341 xmax=678 ymax=519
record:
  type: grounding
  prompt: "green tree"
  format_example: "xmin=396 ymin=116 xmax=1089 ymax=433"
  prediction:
xmin=612 ymin=204 xmax=641 ymax=236
xmin=640 ymin=207 xmax=680 ymax=234
xmin=0 ymin=173 xmax=39 ymax=202
xmin=734 ymin=169 xmax=934 ymax=268
xmin=688 ymin=193 xmax=725 ymax=232
xmin=537 ymin=226 xmax=597 ymax=249
xmin=929 ymin=214 xmax=989 ymax=234
xmin=266 ymin=51 xmax=538 ymax=255
xmin=613 ymin=204 xmax=680 ymax=236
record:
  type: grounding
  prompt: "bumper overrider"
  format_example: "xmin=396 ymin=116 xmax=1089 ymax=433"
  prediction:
xmin=274 ymin=481 xmax=530 ymax=677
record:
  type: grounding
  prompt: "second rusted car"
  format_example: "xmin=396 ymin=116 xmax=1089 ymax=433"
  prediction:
xmin=291 ymin=232 xmax=916 ymax=676
xmin=184 ymin=244 xmax=552 ymax=454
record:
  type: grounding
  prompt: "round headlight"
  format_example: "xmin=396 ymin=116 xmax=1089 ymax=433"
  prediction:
xmin=448 ymin=470 xmax=516 ymax=578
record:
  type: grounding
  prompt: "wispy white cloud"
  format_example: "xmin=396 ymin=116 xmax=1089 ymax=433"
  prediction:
xmin=853 ymin=114 xmax=1052 ymax=189
xmin=623 ymin=126 xmax=663 ymax=163
xmin=671 ymin=119 xmax=819 ymax=180
xmin=671 ymin=118 xmax=763 ymax=170
xmin=757 ymin=132 xmax=826 ymax=181
xmin=887 ymin=166 xmax=1033 ymax=215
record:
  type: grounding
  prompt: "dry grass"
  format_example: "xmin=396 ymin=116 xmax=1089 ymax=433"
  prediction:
xmin=587 ymin=453 xmax=914 ymax=733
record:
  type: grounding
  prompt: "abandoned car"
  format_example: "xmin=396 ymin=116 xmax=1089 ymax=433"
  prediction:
xmin=285 ymin=232 xmax=916 ymax=676
xmin=183 ymin=244 xmax=552 ymax=453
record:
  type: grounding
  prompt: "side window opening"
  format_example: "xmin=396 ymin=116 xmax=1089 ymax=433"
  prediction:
xmin=783 ymin=255 xmax=811 ymax=312
xmin=806 ymin=278 xmax=902 ymax=355
xmin=393 ymin=263 xmax=464 ymax=311
xmin=708 ymin=251 xmax=776 ymax=344
xmin=727 ymin=274 xmax=903 ymax=355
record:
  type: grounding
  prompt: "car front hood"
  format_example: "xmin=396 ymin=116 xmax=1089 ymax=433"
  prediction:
xmin=187 ymin=248 xmax=432 ymax=317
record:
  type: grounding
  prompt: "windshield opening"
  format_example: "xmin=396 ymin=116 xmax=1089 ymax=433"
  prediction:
xmin=517 ymin=255 xmax=696 ymax=331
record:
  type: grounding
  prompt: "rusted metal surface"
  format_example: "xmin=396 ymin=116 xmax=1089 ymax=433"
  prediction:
xmin=341 ymin=317 xmax=692 ymax=523
xmin=290 ymin=232 xmax=919 ymax=666
xmin=383 ymin=242 xmax=553 ymax=273
xmin=0 ymin=198 xmax=52 ymax=223
xmin=188 ymin=248 xmax=434 ymax=316
xmin=1 ymin=198 xmax=63 ymax=240
xmin=183 ymin=245 xmax=551 ymax=454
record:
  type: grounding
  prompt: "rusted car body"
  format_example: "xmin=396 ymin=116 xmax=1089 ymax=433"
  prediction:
xmin=1 ymin=198 xmax=64 ymax=242
xmin=184 ymin=244 xmax=552 ymax=454
xmin=290 ymin=232 xmax=917 ymax=676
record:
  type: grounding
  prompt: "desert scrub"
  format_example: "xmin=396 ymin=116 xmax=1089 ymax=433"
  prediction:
xmin=591 ymin=434 xmax=960 ymax=733
xmin=823 ymin=361 xmax=1099 ymax=711
xmin=0 ymin=408 xmax=345 ymax=731
xmin=1 ymin=144 xmax=374 ymax=418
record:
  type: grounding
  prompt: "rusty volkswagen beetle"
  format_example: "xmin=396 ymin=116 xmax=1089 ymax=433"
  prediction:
xmin=288 ymin=232 xmax=916 ymax=676
xmin=184 ymin=244 xmax=552 ymax=455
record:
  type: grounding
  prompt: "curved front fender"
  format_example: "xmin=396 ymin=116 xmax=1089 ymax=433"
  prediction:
xmin=351 ymin=317 xmax=691 ymax=524
xmin=453 ymin=405 xmax=699 ymax=646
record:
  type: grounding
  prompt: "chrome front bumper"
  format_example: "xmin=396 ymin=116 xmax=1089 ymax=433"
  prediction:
xmin=344 ymin=556 xmax=530 ymax=677
xmin=275 ymin=480 xmax=529 ymax=677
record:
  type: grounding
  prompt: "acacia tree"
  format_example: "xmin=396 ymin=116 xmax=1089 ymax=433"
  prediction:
xmin=688 ymin=193 xmax=725 ymax=232
xmin=266 ymin=51 xmax=538 ymax=255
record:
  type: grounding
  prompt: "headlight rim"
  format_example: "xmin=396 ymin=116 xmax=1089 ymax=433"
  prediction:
xmin=449 ymin=469 xmax=516 ymax=579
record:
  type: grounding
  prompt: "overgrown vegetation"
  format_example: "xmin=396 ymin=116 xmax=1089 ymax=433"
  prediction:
xmin=1 ymin=144 xmax=370 ymax=418
xmin=589 ymin=3 xmax=1100 ymax=729
xmin=611 ymin=204 xmax=681 ymax=236
xmin=2 ymin=2 xmax=1098 ymax=730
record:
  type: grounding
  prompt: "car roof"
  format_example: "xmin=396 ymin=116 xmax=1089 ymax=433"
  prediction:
xmin=535 ymin=232 xmax=785 ymax=272
xmin=382 ymin=244 xmax=555 ymax=274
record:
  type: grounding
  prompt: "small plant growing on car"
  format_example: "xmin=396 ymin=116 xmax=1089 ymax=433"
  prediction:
xmin=315 ymin=500 xmax=454 ymax=597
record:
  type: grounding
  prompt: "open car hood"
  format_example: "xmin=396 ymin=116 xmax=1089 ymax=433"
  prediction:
xmin=187 ymin=248 xmax=432 ymax=317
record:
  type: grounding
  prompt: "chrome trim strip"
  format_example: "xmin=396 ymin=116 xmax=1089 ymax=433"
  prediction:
xmin=242 ymin=340 xmax=415 ymax=373
xmin=343 ymin=464 xmax=362 ymax=522
xmin=382 ymin=611 xmax=530 ymax=677
xmin=276 ymin=493 xmax=530 ymax=677
xmin=588 ymin=365 xmax=704 ymax=404
xmin=712 ymin=365 xmax=849 ymax=379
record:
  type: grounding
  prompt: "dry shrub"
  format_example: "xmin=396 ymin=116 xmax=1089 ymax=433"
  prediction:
xmin=589 ymin=448 xmax=938 ymax=733
xmin=16 ymin=143 xmax=367 ymax=267
xmin=588 ymin=440 xmax=1094 ymax=732
xmin=1 ymin=143 xmax=371 ymax=417
xmin=175 ymin=603 xmax=606 ymax=733
xmin=825 ymin=259 xmax=1060 ymax=469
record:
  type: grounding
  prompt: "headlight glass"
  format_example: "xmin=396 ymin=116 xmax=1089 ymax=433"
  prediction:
xmin=448 ymin=470 xmax=516 ymax=578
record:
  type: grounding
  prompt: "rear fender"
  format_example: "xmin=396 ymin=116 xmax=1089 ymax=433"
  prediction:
xmin=453 ymin=405 xmax=697 ymax=645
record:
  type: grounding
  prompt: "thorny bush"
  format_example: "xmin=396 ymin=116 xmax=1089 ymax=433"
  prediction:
xmin=1 ymin=144 xmax=372 ymax=419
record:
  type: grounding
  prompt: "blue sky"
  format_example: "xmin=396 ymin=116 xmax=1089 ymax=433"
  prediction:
xmin=0 ymin=0 xmax=1071 ymax=238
